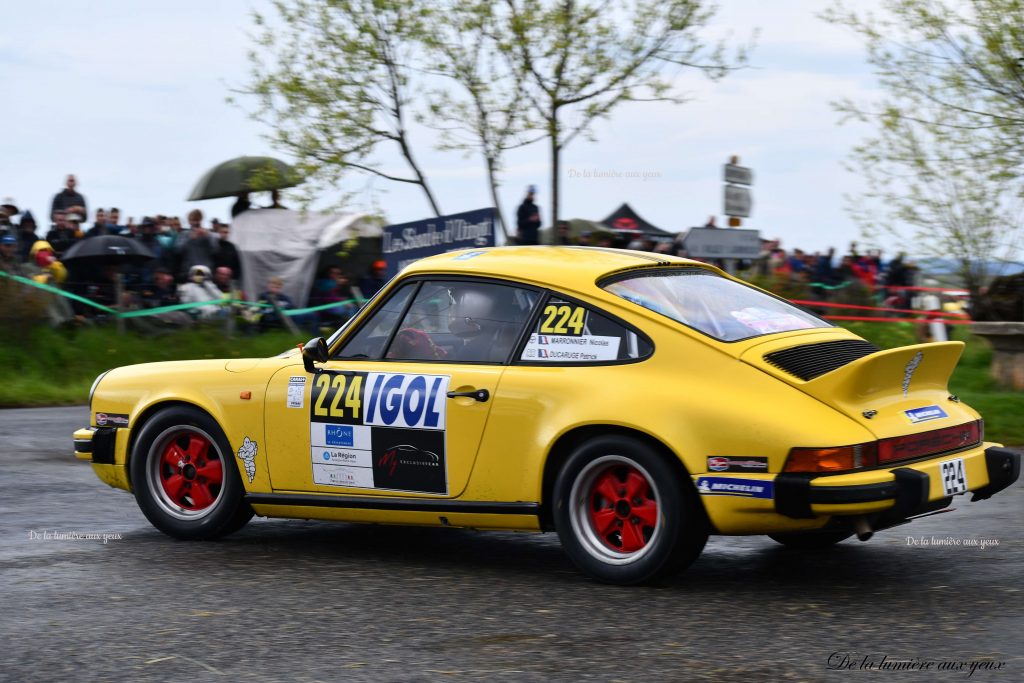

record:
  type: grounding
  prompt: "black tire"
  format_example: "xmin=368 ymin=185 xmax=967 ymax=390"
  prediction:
xmin=553 ymin=435 xmax=708 ymax=585
xmin=767 ymin=531 xmax=853 ymax=549
xmin=130 ymin=406 xmax=253 ymax=540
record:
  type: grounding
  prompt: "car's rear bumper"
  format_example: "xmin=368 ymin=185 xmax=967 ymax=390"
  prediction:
xmin=774 ymin=445 xmax=1020 ymax=519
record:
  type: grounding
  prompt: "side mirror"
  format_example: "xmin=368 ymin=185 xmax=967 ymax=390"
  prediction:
xmin=301 ymin=337 xmax=328 ymax=373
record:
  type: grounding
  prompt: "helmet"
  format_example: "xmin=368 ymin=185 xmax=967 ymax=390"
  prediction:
xmin=448 ymin=287 xmax=498 ymax=338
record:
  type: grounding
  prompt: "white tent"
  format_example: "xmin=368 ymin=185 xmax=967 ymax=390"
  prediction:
xmin=231 ymin=209 xmax=381 ymax=307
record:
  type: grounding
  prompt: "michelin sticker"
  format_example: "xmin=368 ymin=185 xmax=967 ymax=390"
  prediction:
xmin=696 ymin=476 xmax=774 ymax=499
xmin=521 ymin=333 xmax=620 ymax=362
xmin=287 ymin=376 xmax=307 ymax=409
xmin=236 ymin=437 xmax=258 ymax=483
xmin=310 ymin=370 xmax=450 ymax=494
xmin=904 ymin=405 xmax=948 ymax=424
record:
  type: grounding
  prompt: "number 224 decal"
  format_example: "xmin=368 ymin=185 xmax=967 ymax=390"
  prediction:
xmin=539 ymin=303 xmax=586 ymax=336
xmin=312 ymin=373 xmax=364 ymax=421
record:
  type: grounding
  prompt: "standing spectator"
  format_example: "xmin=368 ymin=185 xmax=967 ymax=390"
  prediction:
xmin=176 ymin=209 xmax=216 ymax=278
xmin=212 ymin=221 xmax=242 ymax=279
xmin=1 ymin=197 xmax=18 ymax=229
xmin=516 ymin=185 xmax=541 ymax=245
xmin=786 ymin=248 xmax=807 ymax=277
xmin=133 ymin=218 xmax=164 ymax=284
xmin=85 ymin=208 xmax=109 ymax=238
xmin=267 ymin=189 xmax=288 ymax=209
xmin=554 ymin=220 xmax=573 ymax=245
xmin=311 ymin=265 xmax=359 ymax=325
xmin=0 ymin=234 xmax=25 ymax=275
xmin=884 ymin=252 xmax=912 ymax=308
xmin=256 ymin=276 xmax=295 ymax=330
xmin=358 ymin=260 xmax=388 ymax=298
xmin=813 ymin=247 xmax=837 ymax=298
xmin=16 ymin=211 xmax=39 ymax=263
xmin=231 ymin=191 xmax=251 ymax=218
xmin=50 ymin=174 xmax=87 ymax=219
xmin=108 ymin=208 xmax=124 ymax=234
xmin=46 ymin=212 xmax=82 ymax=258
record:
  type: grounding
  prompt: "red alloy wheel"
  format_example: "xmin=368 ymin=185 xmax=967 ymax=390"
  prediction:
xmin=587 ymin=465 xmax=659 ymax=553
xmin=157 ymin=430 xmax=224 ymax=512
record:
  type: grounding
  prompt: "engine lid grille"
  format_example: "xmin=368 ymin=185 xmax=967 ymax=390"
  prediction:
xmin=763 ymin=339 xmax=879 ymax=381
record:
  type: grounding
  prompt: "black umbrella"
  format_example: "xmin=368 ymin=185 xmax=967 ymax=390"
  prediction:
xmin=187 ymin=156 xmax=301 ymax=201
xmin=61 ymin=235 xmax=156 ymax=266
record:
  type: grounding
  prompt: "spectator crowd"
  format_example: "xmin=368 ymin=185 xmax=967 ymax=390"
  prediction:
xmin=0 ymin=174 xmax=367 ymax=331
xmin=2 ymin=174 xmax=931 ymax=332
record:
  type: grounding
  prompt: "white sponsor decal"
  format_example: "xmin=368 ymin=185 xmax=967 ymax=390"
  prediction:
xmin=313 ymin=463 xmax=375 ymax=488
xmin=287 ymin=376 xmax=307 ymax=409
xmin=521 ymin=333 xmax=621 ymax=362
xmin=311 ymin=446 xmax=373 ymax=468
xmin=363 ymin=373 xmax=449 ymax=429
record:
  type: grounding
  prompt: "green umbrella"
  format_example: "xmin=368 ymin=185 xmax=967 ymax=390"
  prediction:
xmin=187 ymin=156 xmax=302 ymax=201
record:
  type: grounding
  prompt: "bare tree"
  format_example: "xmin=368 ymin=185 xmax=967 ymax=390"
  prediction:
xmin=498 ymin=0 xmax=748 ymax=227
xmin=241 ymin=0 xmax=442 ymax=215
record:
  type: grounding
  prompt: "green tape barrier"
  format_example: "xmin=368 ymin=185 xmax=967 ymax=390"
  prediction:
xmin=0 ymin=269 xmax=118 ymax=313
xmin=809 ymin=281 xmax=852 ymax=291
xmin=283 ymin=299 xmax=363 ymax=316
xmin=1 ymin=270 xmax=364 ymax=320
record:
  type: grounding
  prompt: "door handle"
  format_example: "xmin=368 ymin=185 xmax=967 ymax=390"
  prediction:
xmin=446 ymin=388 xmax=490 ymax=402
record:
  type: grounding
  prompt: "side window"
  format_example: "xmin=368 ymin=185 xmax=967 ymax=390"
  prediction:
xmin=334 ymin=283 xmax=416 ymax=359
xmin=385 ymin=280 xmax=539 ymax=363
xmin=519 ymin=298 xmax=652 ymax=363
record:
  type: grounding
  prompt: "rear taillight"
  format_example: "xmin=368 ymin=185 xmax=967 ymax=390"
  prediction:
xmin=784 ymin=443 xmax=878 ymax=473
xmin=877 ymin=420 xmax=982 ymax=463
xmin=784 ymin=420 xmax=982 ymax=473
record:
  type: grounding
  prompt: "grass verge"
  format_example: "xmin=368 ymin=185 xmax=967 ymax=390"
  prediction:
xmin=0 ymin=326 xmax=301 ymax=408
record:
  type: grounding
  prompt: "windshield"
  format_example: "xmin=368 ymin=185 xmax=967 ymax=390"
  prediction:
xmin=601 ymin=268 xmax=831 ymax=342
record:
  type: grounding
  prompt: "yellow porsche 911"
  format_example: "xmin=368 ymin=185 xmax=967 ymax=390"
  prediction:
xmin=74 ymin=247 xmax=1019 ymax=584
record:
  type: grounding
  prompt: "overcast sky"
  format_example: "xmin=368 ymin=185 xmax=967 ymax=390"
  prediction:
xmin=2 ymin=0 xmax=889 ymax=255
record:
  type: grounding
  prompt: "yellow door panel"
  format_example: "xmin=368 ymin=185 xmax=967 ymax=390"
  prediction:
xmin=264 ymin=361 xmax=503 ymax=498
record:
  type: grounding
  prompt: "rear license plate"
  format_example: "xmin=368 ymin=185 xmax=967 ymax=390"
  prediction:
xmin=940 ymin=457 xmax=968 ymax=495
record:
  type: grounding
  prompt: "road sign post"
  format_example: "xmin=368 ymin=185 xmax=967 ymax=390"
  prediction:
xmin=723 ymin=156 xmax=753 ymax=225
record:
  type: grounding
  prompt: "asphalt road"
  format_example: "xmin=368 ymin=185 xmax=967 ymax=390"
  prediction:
xmin=2 ymin=406 xmax=1021 ymax=683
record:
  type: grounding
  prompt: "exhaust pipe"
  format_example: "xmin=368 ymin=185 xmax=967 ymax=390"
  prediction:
xmin=853 ymin=516 xmax=873 ymax=541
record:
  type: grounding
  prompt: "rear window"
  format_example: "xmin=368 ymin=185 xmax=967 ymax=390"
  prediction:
xmin=601 ymin=268 xmax=831 ymax=342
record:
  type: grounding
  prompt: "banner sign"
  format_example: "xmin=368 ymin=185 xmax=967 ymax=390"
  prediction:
xmin=382 ymin=207 xmax=496 ymax=278
xmin=683 ymin=227 xmax=761 ymax=259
